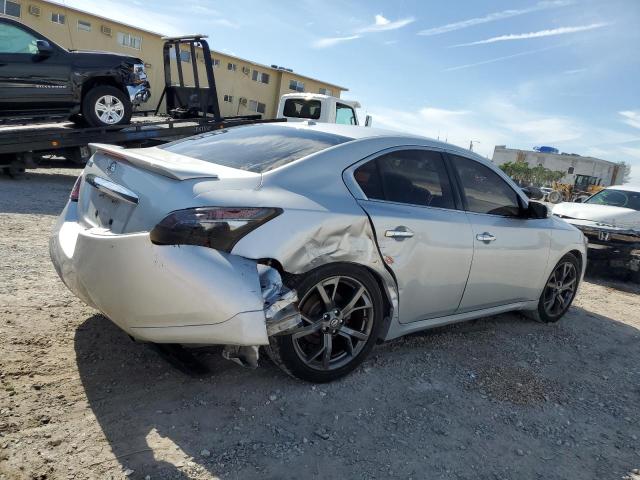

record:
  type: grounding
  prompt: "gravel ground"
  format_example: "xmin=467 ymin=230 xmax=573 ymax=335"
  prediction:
xmin=1 ymin=167 xmax=639 ymax=480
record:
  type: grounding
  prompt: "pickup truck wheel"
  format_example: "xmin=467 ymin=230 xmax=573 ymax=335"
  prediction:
xmin=82 ymin=86 xmax=132 ymax=127
xmin=267 ymin=264 xmax=384 ymax=383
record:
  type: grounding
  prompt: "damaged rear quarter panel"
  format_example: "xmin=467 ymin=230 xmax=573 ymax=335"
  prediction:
xmin=224 ymin=138 xmax=405 ymax=332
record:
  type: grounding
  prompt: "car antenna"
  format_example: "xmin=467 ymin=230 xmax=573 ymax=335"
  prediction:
xmin=61 ymin=0 xmax=75 ymax=50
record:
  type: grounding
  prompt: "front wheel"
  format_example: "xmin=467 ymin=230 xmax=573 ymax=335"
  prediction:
xmin=82 ymin=85 xmax=132 ymax=127
xmin=267 ymin=264 xmax=384 ymax=383
xmin=529 ymin=253 xmax=581 ymax=323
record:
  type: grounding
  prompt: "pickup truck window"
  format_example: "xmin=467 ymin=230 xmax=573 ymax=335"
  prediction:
xmin=0 ymin=22 xmax=39 ymax=54
xmin=336 ymin=103 xmax=357 ymax=125
xmin=283 ymin=99 xmax=321 ymax=120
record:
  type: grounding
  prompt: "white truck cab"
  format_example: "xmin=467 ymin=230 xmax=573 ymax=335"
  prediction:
xmin=276 ymin=93 xmax=372 ymax=126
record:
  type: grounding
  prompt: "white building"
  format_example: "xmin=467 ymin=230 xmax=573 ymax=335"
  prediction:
xmin=492 ymin=146 xmax=622 ymax=187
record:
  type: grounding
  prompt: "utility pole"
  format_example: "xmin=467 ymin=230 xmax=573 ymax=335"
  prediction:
xmin=469 ymin=140 xmax=481 ymax=151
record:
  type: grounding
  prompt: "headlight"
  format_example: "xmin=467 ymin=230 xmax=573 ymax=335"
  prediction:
xmin=132 ymin=63 xmax=147 ymax=83
xmin=150 ymin=207 xmax=282 ymax=253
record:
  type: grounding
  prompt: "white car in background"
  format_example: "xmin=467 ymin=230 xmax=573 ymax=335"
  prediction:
xmin=553 ymin=185 xmax=640 ymax=277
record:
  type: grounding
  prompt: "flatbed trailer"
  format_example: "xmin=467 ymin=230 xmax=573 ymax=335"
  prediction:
xmin=0 ymin=114 xmax=280 ymax=176
xmin=1 ymin=34 xmax=281 ymax=177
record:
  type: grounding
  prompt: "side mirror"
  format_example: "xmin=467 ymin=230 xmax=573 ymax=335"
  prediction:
xmin=35 ymin=40 xmax=53 ymax=57
xmin=527 ymin=201 xmax=549 ymax=219
xmin=573 ymin=197 xmax=583 ymax=203
xmin=365 ymin=115 xmax=373 ymax=127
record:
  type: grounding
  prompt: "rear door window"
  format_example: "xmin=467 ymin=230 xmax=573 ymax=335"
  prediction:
xmin=282 ymin=99 xmax=321 ymax=120
xmin=451 ymin=154 xmax=521 ymax=217
xmin=354 ymin=149 xmax=456 ymax=209
xmin=160 ymin=124 xmax=351 ymax=173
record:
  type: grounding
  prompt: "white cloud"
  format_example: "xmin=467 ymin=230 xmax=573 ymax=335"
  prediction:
xmin=620 ymin=111 xmax=640 ymax=130
xmin=369 ymin=97 xmax=640 ymax=165
xmin=453 ymin=23 xmax=609 ymax=47
xmin=444 ymin=44 xmax=562 ymax=71
xmin=312 ymin=35 xmax=361 ymax=49
xmin=356 ymin=14 xmax=415 ymax=33
xmin=418 ymin=0 xmax=573 ymax=36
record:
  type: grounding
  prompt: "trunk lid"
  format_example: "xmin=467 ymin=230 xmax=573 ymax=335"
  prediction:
xmin=77 ymin=144 xmax=262 ymax=234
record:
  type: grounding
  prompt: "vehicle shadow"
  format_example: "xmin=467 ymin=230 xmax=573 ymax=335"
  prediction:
xmin=75 ymin=305 xmax=640 ymax=479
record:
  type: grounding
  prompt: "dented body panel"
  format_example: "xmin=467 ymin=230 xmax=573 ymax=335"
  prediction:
xmin=50 ymin=202 xmax=269 ymax=346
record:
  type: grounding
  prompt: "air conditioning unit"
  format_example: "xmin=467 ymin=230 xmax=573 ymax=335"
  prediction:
xmin=101 ymin=25 xmax=112 ymax=36
xmin=28 ymin=5 xmax=41 ymax=16
xmin=241 ymin=66 xmax=250 ymax=75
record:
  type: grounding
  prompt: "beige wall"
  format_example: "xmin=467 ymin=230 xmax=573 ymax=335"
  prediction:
xmin=7 ymin=0 xmax=345 ymax=118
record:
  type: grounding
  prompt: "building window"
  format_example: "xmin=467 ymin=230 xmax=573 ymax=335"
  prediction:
xmin=77 ymin=20 xmax=92 ymax=32
xmin=224 ymin=94 xmax=234 ymax=103
xmin=51 ymin=12 xmax=66 ymax=24
xmin=2 ymin=0 xmax=21 ymax=17
xmin=227 ymin=62 xmax=237 ymax=71
xmin=319 ymin=87 xmax=332 ymax=96
xmin=289 ymin=79 xmax=304 ymax=92
xmin=117 ymin=32 xmax=142 ymax=50
xmin=252 ymin=70 xmax=270 ymax=84
xmin=212 ymin=58 xmax=220 ymax=67
xmin=248 ymin=100 xmax=266 ymax=114
xmin=179 ymin=50 xmax=191 ymax=63
xmin=568 ymin=167 xmax=575 ymax=174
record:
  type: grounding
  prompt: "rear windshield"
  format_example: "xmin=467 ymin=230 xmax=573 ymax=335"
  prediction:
xmin=282 ymin=99 xmax=322 ymax=120
xmin=159 ymin=124 xmax=351 ymax=173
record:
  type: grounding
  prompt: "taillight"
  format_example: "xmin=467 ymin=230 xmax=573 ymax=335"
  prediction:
xmin=150 ymin=207 xmax=282 ymax=253
xmin=69 ymin=176 xmax=82 ymax=202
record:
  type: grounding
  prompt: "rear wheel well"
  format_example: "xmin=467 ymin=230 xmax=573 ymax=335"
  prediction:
xmin=277 ymin=261 xmax=394 ymax=341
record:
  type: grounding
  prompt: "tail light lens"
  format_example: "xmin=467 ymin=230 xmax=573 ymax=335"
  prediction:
xmin=150 ymin=207 xmax=282 ymax=253
xmin=69 ymin=175 xmax=82 ymax=202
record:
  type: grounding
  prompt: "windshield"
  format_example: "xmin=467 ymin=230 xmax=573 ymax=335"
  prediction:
xmin=282 ymin=99 xmax=322 ymax=120
xmin=159 ymin=124 xmax=351 ymax=173
xmin=585 ymin=189 xmax=640 ymax=211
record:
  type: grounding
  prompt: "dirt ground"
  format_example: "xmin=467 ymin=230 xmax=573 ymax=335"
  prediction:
xmin=1 ymin=166 xmax=640 ymax=480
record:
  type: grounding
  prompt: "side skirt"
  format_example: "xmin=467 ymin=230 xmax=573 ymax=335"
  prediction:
xmin=383 ymin=300 xmax=538 ymax=341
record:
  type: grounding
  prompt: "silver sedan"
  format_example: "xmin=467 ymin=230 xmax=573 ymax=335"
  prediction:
xmin=50 ymin=123 xmax=587 ymax=382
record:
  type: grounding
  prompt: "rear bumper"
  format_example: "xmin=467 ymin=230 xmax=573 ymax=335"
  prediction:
xmin=49 ymin=202 xmax=269 ymax=346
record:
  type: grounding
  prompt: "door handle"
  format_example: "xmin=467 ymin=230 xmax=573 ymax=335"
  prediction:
xmin=476 ymin=232 xmax=496 ymax=243
xmin=385 ymin=227 xmax=414 ymax=239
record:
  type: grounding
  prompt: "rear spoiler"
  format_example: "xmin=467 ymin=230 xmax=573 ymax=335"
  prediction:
xmin=88 ymin=143 xmax=220 ymax=181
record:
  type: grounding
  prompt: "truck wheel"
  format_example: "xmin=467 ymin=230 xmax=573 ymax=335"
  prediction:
xmin=82 ymin=85 xmax=132 ymax=127
xmin=266 ymin=263 xmax=384 ymax=383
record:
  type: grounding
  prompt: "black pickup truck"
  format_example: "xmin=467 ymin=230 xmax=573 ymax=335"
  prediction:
xmin=0 ymin=16 xmax=150 ymax=127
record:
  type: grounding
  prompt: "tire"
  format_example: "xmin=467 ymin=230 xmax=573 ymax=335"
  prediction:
xmin=527 ymin=253 xmax=580 ymax=323
xmin=267 ymin=263 xmax=384 ymax=383
xmin=82 ymin=85 xmax=132 ymax=128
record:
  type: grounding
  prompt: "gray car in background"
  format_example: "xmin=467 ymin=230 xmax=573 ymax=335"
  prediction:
xmin=50 ymin=123 xmax=587 ymax=382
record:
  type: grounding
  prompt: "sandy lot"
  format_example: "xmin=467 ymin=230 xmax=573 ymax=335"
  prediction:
xmin=1 ymin=167 xmax=639 ymax=480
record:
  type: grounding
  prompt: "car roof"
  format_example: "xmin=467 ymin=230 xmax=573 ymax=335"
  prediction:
xmin=274 ymin=121 xmax=490 ymax=162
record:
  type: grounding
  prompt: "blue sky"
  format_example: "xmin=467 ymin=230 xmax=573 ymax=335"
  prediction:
xmin=67 ymin=0 xmax=640 ymax=183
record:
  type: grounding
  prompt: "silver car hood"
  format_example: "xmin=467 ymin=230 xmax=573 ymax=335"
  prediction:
xmin=553 ymin=202 xmax=640 ymax=231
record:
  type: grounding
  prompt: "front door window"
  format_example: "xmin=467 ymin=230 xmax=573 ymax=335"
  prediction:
xmin=0 ymin=22 xmax=40 ymax=54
